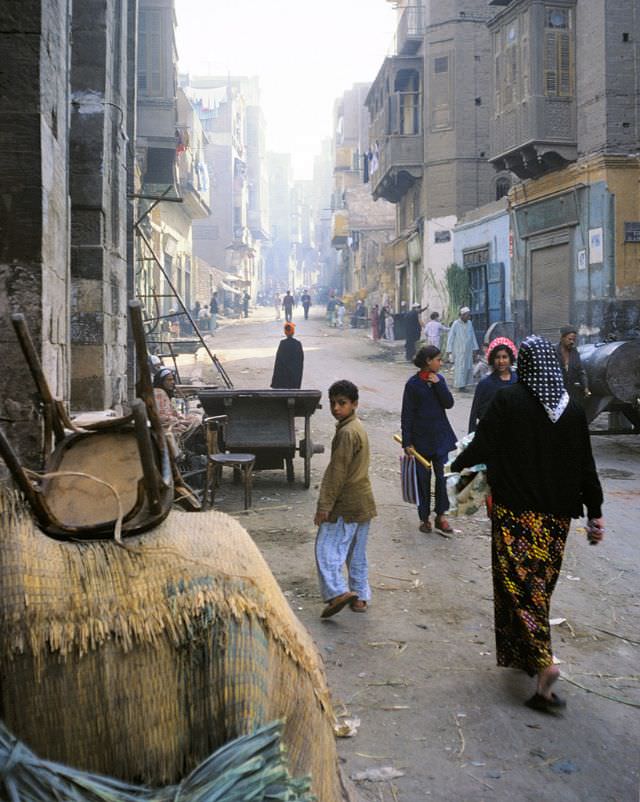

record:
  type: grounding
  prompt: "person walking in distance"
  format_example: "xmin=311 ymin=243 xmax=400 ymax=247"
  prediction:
xmin=274 ymin=292 xmax=282 ymax=321
xmin=446 ymin=306 xmax=479 ymax=391
xmin=209 ymin=292 xmax=219 ymax=331
xmin=370 ymin=304 xmax=380 ymax=341
xmin=301 ymin=289 xmax=312 ymax=320
xmin=404 ymin=303 xmax=423 ymax=362
xmin=282 ymin=290 xmax=294 ymax=323
xmin=315 ymin=380 xmax=376 ymax=618
xmin=424 ymin=311 xmax=449 ymax=348
xmin=451 ymin=335 xmax=604 ymax=713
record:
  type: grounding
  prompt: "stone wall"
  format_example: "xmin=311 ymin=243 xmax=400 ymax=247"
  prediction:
xmin=0 ymin=0 xmax=71 ymax=466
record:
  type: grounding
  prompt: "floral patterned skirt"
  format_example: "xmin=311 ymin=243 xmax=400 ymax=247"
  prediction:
xmin=492 ymin=504 xmax=571 ymax=676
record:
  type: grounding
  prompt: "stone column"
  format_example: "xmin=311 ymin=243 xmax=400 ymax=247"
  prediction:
xmin=69 ymin=0 xmax=130 ymax=412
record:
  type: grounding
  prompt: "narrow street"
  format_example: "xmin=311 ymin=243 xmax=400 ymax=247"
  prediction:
xmin=178 ymin=308 xmax=640 ymax=802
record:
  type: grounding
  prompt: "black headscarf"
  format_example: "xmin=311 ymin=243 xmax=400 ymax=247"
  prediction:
xmin=517 ymin=335 xmax=569 ymax=423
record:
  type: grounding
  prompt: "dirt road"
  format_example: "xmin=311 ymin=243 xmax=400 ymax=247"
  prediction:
xmin=183 ymin=306 xmax=639 ymax=802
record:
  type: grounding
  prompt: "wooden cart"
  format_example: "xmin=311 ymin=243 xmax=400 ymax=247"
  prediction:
xmin=197 ymin=389 xmax=324 ymax=488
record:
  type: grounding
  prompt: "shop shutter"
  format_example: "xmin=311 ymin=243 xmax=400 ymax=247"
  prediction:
xmin=531 ymin=243 xmax=570 ymax=339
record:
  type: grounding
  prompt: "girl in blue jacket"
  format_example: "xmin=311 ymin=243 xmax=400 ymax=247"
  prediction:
xmin=401 ymin=345 xmax=457 ymax=535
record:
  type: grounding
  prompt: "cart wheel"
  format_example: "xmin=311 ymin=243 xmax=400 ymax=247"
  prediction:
xmin=286 ymin=456 xmax=295 ymax=483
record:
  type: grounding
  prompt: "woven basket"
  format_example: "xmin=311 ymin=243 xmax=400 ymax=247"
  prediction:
xmin=0 ymin=489 xmax=348 ymax=801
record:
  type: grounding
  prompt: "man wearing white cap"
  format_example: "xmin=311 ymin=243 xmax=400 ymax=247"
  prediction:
xmin=446 ymin=306 xmax=479 ymax=391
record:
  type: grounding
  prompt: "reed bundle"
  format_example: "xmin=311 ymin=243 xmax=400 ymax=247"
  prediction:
xmin=0 ymin=489 xmax=347 ymax=801
xmin=0 ymin=719 xmax=314 ymax=801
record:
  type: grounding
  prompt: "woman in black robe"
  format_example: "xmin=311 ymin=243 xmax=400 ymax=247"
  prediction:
xmin=271 ymin=322 xmax=304 ymax=389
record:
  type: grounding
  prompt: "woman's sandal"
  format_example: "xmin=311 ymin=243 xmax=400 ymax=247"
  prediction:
xmin=525 ymin=692 xmax=566 ymax=714
xmin=350 ymin=599 xmax=368 ymax=612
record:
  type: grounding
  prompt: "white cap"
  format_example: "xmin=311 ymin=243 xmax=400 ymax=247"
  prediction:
xmin=459 ymin=306 xmax=471 ymax=315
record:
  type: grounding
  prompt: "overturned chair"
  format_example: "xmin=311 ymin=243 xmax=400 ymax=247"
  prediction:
xmin=0 ymin=307 xmax=175 ymax=541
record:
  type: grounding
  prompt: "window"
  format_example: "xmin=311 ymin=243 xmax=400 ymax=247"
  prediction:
xmin=434 ymin=56 xmax=448 ymax=74
xmin=493 ymin=30 xmax=501 ymax=115
xmin=430 ymin=53 xmax=452 ymax=130
xmin=502 ymin=20 xmax=519 ymax=108
xmin=544 ymin=7 xmax=573 ymax=97
xmin=137 ymin=9 xmax=164 ymax=97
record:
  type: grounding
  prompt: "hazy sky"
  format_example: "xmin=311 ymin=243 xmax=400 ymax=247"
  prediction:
xmin=174 ymin=0 xmax=397 ymax=179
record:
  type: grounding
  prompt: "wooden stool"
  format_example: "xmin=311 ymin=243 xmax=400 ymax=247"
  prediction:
xmin=205 ymin=453 xmax=255 ymax=510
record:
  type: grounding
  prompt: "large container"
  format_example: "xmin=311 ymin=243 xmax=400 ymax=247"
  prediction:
xmin=579 ymin=339 xmax=640 ymax=404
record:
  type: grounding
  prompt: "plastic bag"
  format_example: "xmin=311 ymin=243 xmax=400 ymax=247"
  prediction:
xmin=446 ymin=432 xmax=489 ymax=517
xmin=399 ymin=454 xmax=419 ymax=505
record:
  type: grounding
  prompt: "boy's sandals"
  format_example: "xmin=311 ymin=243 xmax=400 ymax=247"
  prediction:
xmin=419 ymin=518 xmax=432 ymax=534
xmin=321 ymin=591 xmax=357 ymax=619
xmin=350 ymin=599 xmax=368 ymax=612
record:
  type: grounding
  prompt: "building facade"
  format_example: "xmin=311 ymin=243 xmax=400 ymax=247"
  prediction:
xmin=366 ymin=1 xmax=497 ymax=314
xmin=266 ymin=152 xmax=294 ymax=291
xmin=332 ymin=84 xmax=396 ymax=303
xmin=489 ymin=0 xmax=640 ymax=342
xmin=184 ymin=75 xmax=269 ymax=301
xmin=136 ymin=4 xmax=210 ymax=343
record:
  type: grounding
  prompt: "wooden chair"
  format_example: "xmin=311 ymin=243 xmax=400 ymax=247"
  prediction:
xmin=203 ymin=415 xmax=255 ymax=510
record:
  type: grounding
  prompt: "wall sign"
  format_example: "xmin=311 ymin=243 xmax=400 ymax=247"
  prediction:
xmin=624 ymin=222 xmax=640 ymax=242
xmin=588 ymin=228 xmax=603 ymax=264
xmin=577 ymin=249 xmax=586 ymax=271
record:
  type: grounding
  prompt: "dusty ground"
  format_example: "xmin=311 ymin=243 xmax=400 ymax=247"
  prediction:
xmin=178 ymin=306 xmax=639 ymax=802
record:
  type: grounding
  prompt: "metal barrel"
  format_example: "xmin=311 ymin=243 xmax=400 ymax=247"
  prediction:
xmin=578 ymin=339 xmax=640 ymax=404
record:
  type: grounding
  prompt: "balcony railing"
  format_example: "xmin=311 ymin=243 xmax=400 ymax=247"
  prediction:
xmin=391 ymin=6 xmax=425 ymax=56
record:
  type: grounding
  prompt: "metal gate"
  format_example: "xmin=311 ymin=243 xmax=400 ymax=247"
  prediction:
xmin=531 ymin=243 xmax=570 ymax=340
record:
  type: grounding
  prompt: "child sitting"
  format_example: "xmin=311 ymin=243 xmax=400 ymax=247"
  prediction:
xmin=314 ymin=380 xmax=377 ymax=618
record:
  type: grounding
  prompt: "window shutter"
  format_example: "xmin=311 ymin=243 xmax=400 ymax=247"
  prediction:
xmin=521 ymin=10 xmax=529 ymax=97
xmin=559 ymin=31 xmax=571 ymax=95
xmin=430 ymin=55 xmax=451 ymax=130
xmin=544 ymin=31 xmax=558 ymax=95
xmin=493 ymin=31 xmax=501 ymax=115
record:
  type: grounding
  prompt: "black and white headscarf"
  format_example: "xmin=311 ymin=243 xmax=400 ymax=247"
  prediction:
xmin=517 ymin=335 xmax=569 ymax=423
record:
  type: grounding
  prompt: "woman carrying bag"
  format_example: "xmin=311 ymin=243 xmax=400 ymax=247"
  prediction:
xmin=401 ymin=345 xmax=457 ymax=536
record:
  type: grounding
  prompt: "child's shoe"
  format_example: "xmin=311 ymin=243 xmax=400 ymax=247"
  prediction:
xmin=434 ymin=515 xmax=453 ymax=536
xmin=419 ymin=518 xmax=432 ymax=533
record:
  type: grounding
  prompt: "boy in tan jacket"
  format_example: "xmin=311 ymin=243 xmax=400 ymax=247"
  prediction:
xmin=314 ymin=380 xmax=376 ymax=618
